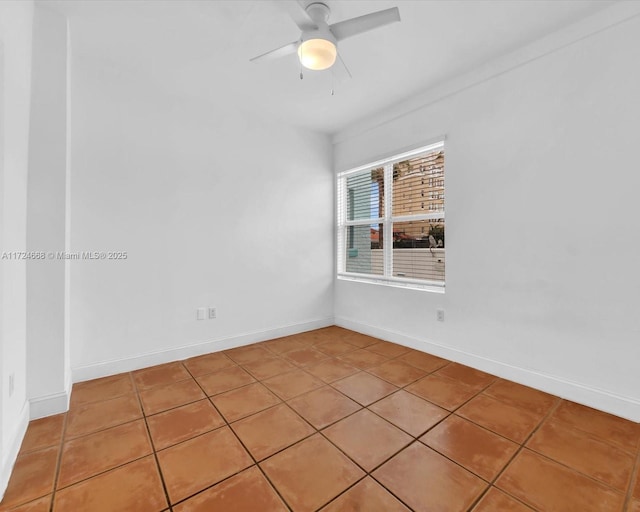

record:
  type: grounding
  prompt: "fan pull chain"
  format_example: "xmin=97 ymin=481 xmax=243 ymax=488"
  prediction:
xmin=299 ymin=43 xmax=304 ymax=80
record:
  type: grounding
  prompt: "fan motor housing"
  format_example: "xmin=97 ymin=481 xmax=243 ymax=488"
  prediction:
xmin=306 ymin=2 xmax=331 ymax=23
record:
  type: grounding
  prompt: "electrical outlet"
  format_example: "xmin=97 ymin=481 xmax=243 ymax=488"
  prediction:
xmin=436 ymin=309 xmax=445 ymax=322
xmin=197 ymin=308 xmax=206 ymax=320
xmin=9 ymin=373 xmax=14 ymax=396
xmin=208 ymin=307 xmax=216 ymax=319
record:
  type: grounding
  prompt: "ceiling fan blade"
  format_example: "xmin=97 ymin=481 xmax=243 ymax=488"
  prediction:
xmin=250 ymin=41 xmax=299 ymax=63
xmin=329 ymin=7 xmax=400 ymax=42
xmin=284 ymin=0 xmax=318 ymax=32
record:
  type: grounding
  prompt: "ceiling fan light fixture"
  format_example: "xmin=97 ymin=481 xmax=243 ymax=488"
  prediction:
xmin=297 ymin=38 xmax=337 ymax=70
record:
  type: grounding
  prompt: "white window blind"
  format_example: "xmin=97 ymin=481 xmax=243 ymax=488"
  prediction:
xmin=337 ymin=141 xmax=445 ymax=289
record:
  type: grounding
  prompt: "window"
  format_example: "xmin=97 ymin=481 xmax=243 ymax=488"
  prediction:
xmin=337 ymin=141 xmax=445 ymax=289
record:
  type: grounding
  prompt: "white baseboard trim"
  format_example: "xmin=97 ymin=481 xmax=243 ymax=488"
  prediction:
xmin=72 ymin=317 xmax=334 ymax=384
xmin=29 ymin=369 xmax=72 ymax=420
xmin=0 ymin=400 xmax=30 ymax=502
xmin=29 ymin=391 xmax=69 ymax=420
xmin=335 ymin=317 xmax=640 ymax=423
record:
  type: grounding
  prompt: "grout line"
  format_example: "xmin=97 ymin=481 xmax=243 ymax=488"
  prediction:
xmin=163 ymin=366 xmax=259 ymax=508
xmin=63 ymin=390 xmax=132 ymax=410
xmin=13 ymin=327 xmax=637 ymax=512
xmin=521 ymin=444 xmax=632 ymax=495
xmin=52 ymin=440 xmax=154 ymax=492
xmin=275 ymin=343 xmax=436 ymax=510
xmin=521 ymin=399 xmax=640 ymax=496
xmin=370 ymin=408 xmax=449 ymax=439
xmin=189 ymin=362 xmax=243 ymax=379
xmin=132 ymin=363 xmax=193 ymax=393
xmin=185 ymin=361 xmax=295 ymax=511
xmin=267 ymin=335 xmax=462 ymax=510
xmin=248 ymin=455 xmax=298 ymax=510
xmin=133 ymin=380 xmax=174 ymax=511
xmin=463 ymin=396 xmax=563 ymax=511
xmin=623 ymin=451 xmax=640 ymax=511
xmin=312 ymin=475 xmax=370 ymax=511
xmin=542 ymin=412 xmax=640 ymax=457
xmin=50 ymin=387 xmax=169 ymax=500
xmin=49 ymin=410 xmax=69 ymax=512
xmin=183 ymin=339 xmax=403 ymax=511
xmin=152 ymin=421 xmax=228 ymax=453
xmin=361 ymin=367 xmax=428 ymax=389
xmin=317 ymin=426 xmax=413 ymax=476
xmin=187 ymin=360 xmax=291 ymax=511
xmin=62 ymin=411 xmax=143 ymax=442
xmin=366 ymin=470 xmax=420 ymax=511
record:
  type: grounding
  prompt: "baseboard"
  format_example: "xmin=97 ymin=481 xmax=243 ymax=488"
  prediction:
xmin=72 ymin=317 xmax=334 ymax=383
xmin=0 ymin=400 xmax=30 ymax=502
xmin=29 ymin=370 xmax=72 ymax=420
xmin=335 ymin=317 xmax=640 ymax=423
xmin=29 ymin=391 xmax=69 ymax=420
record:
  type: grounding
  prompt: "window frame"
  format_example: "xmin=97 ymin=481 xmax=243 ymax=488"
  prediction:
xmin=336 ymin=140 xmax=446 ymax=292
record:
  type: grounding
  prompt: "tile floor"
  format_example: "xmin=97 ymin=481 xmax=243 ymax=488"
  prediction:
xmin=1 ymin=326 xmax=639 ymax=511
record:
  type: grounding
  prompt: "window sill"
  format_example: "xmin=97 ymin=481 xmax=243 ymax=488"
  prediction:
xmin=337 ymin=273 xmax=445 ymax=293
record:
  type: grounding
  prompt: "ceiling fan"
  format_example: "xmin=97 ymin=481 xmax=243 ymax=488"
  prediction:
xmin=250 ymin=1 xmax=401 ymax=74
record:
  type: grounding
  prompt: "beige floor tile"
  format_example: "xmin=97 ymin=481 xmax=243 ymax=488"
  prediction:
xmin=288 ymin=386 xmax=361 ymax=429
xmin=260 ymin=434 xmax=364 ymax=512
xmin=231 ymin=403 xmax=315 ymax=461
xmin=323 ymin=409 xmax=412 ymax=471
xmin=320 ymin=477 xmax=410 ymax=512
xmin=496 ymin=449 xmax=625 ymax=512
xmin=173 ymin=466 xmax=287 ymax=512
xmin=146 ymin=399 xmax=225 ymax=450
xmin=52 ymin=456 xmax=166 ymax=512
xmin=332 ymin=372 xmax=397 ymax=406
xmin=373 ymin=442 xmax=487 ymax=512
xmin=157 ymin=426 xmax=253 ymax=504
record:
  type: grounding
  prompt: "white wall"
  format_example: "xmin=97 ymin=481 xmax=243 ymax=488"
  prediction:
xmin=0 ymin=0 xmax=34 ymax=500
xmin=69 ymin=57 xmax=334 ymax=380
xmin=334 ymin=8 xmax=640 ymax=421
xmin=26 ymin=5 xmax=70 ymax=419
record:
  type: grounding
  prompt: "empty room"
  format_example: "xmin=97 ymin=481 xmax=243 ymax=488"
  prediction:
xmin=1 ymin=0 xmax=639 ymax=510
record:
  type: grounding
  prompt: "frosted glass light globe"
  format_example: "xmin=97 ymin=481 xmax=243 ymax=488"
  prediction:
xmin=297 ymin=38 xmax=337 ymax=70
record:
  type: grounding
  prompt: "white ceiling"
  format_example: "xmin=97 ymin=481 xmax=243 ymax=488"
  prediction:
xmin=49 ymin=0 xmax=616 ymax=134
